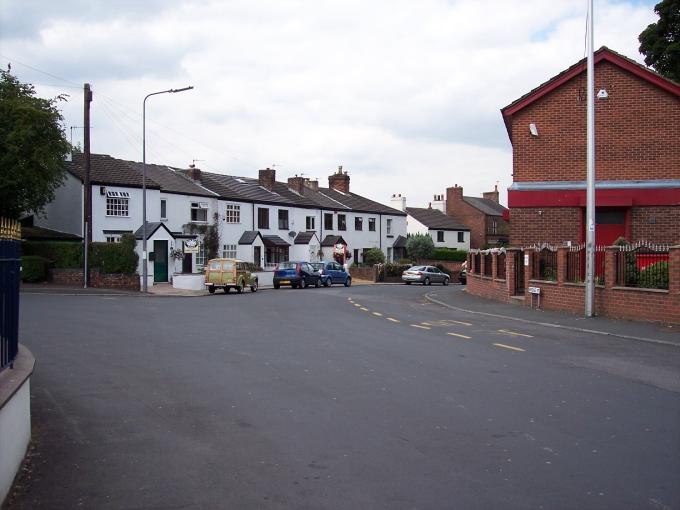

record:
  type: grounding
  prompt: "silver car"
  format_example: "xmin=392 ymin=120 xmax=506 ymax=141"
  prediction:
xmin=402 ymin=265 xmax=450 ymax=286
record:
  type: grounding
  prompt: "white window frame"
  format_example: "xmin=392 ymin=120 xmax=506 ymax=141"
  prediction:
xmin=106 ymin=191 xmax=130 ymax=217
xmin=160 ymin=198 xmax=167 ymax=220
xmin=105 ymin=234 xmax=122 ymax=243
xmin=225 ymin=204 xmax=240 ymax=224
xmin=196 ymin=243 xmax=207 ymax=268
xmin=222 ymin=244 xmax=237 ymax=258
xmin=386 ymin=218 xmax=392 ymax=235
xmin=191 ymin=202 xmax=208 ymax=223
xmin=306 ymin=216 xmax=315 ymax=230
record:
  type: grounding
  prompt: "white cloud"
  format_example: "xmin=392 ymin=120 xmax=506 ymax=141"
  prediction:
xmin=1 ymin=0 xmax=658 ymax=207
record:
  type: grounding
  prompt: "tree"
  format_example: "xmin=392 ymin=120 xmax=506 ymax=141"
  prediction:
xmin=362 ymin=248 xmax=385 ymax=265
xmin=638 ymin=0 xmax=680 ymax=83
xmin=406 ymin=233 xmax=434 ymax=261
xmin=0 ymin=69 xmax=70 ymax=219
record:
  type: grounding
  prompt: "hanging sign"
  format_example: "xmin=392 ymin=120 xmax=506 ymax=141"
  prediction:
xmin=184 ymin=239 xmax=199 ymax=253
xmin=333 ymin=243 xmax=346 ymax=255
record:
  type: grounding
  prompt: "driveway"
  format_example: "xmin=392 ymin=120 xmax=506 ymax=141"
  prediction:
xmin=5 ymin=285 xmax=680 ymax=509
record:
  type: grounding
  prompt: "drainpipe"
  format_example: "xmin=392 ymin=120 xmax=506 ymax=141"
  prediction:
xmin=379 ymin=214 xmax=382 ymax=251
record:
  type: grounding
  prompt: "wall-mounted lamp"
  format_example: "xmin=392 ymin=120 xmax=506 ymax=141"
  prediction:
xmin=597 ymin=89 xmax=609 ymax=99
xmin=529 ymin=123 xmax=538 ymax=137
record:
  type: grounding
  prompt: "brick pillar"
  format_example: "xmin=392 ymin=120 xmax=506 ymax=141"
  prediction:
xmin=669 ymin=246 xmax=680 ymax=295
xmin=557 ymin=247 xmax=567 ymax=285
xmin=480 ymin=252 xmax=486 ymax=277
xmin=524 ymin=250 xmax=533 ymax=291
xmin=605 ymin=246 xmax=617 ymax=289
xmin=506 ymin=248 xmax=519 ymax=295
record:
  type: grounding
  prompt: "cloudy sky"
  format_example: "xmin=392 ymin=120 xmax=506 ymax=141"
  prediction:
xmin=0 ymin=0 xmax=659 ymax=207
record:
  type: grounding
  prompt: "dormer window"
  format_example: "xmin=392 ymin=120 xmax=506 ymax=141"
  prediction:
xmin=191 ymin=202 xmax=208 ymax=223
xmin=106 ymin=191 xmax=130 ymax=217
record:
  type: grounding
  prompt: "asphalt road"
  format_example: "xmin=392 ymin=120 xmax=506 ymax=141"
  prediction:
xmin=5 ymin=285 xmax=680 ymax=510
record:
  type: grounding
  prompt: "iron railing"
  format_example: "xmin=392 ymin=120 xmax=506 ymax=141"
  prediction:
xmin=530 ymin=245 xmax=558 ymax=281
xmin=566 ymin=244 xmax=606 ymax=284
xmin=1 ymin=218 xmax=21 ymax=372
xmin=483 ymin=252 xmax=493 ymax=277
xmin=616 ymin=242 xmax=670 ymax=290
xmin=496 ymin=252 xmax=506 ymax=279
xmin=513 ymin=250 xmax=525 ymax=295
xmin=473 ymin=252 xmax=481 ymax=274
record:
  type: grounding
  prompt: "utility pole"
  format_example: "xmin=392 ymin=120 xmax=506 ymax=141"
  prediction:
xmin=585 ymin=0 xmax=596 ymax=317
xmin=83 ymin=83 xmax=93 ymax=288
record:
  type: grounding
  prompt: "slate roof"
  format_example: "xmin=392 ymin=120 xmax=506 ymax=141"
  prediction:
xmin=126 ymin=161 xmax=216 ymax=198
xmin=462 ymin=197 xmax=507 ymax=217
xmin=294 ymin=231 xmax=318 ymax=245
xmin=262 ymin=235 xmax=290 ymax=247
xmin=238 ymin=231 xmax=262 ymax=245
xmin=68 ymin=153 xmax=160 ymax=189
xmin=392 ymin=235 xmax=407 ymax=248
xmin=406 ymin=207 xmax=470 ymax=231
xmin=21 ymin=225 xmax=82 ymax=241
xmin=321 ymin=235 xmax=347 ymax=247
xmin=134 ymin=222 xmax=174 ymax=240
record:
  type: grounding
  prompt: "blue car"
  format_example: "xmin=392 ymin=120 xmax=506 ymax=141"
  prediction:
xmin=311 ymin=261 xmax=352 ymax=287
xmin=273 ymin=261 xmax=322 ymax=289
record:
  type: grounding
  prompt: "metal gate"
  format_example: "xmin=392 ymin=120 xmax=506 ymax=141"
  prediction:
xmin=1 ymin=218 xmax=21 ymax=372
xmin=513 ymin=250 xmax=525 ymax=295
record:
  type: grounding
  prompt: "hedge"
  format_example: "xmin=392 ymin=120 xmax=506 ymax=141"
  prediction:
xmin=89 ymin=234 xmax=138 ymax=274
xmin=430 ymin=248 xmax=468 ymax=262
xmin=22 ymin=241 xmax=82 ymax=268
xmin=21 ymin=256 xmax=49 ymax=282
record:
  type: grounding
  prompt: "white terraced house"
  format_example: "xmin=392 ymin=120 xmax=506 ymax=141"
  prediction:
xmin=29 ymin=154 xmax=407 ymax=285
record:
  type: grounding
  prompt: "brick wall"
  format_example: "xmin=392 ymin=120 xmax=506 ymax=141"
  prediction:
xmin=49 ymin=267 xmax=139 ymax=290
xmin=446 ymin=187 xmax=487 ymax=249
xmin=510 ymin=208 xmax=582 ymax=245
xmin=510 ymin=60 xmax=680 ymax=183
xmin=50 ymin=268 xmax=83 ymax=286
xmin=631 ymin=207 xmax=680 ymax=244
xmin=466 ymin=246 xmax=680 ymax=324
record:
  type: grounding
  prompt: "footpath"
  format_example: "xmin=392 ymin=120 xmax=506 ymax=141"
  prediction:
xmin=426 ymin=287 xmax=680 ymax=348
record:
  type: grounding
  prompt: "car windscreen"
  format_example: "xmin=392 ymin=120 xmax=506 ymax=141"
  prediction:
xmin=222 ymin=262 xmax=234 ymax=271
xmin=209 ymin=261 xmax=222 ymax=270
xmin=310 ymin=263 xmax=323 ymax=270
xmin=409 ymin=266 xmax=425 ymax=271
xmin=278 ymin=262 xmax=297 ymax=270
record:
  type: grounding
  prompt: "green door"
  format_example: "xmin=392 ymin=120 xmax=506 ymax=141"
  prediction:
xmin=153 ymin=240 xmax=168 ymax=282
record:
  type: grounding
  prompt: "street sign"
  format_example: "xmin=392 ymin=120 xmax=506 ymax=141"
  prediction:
xmin=528 ymin=286 xmax=541 ymax=294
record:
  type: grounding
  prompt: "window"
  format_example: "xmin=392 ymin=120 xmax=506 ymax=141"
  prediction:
xmin=191 ymin=202 xmax=208 ymax=223
xmin=258 ymin=208 xmax=269 ymax=229
xmin=355 ymin=217 xmax=363 ymax=231
xmin=106 ymin=191 xmax=130 ymax=217
xmin=491 ymin=219 xmax=497 ymax=235
xmin=278 ymin=209 xmax=289 ymax=230
xmin=458 ymin=231 xmax=465 ymax=243
xmin=222 ymin=244 xmax=237 ymax=258
xmin=225 ymin=204 xmax=240 ymax=223
xmin=338 ymin=214 xmax=346 ymax=231
xmin=196 ymin=243 xmax=207 ymax=268
xmin=368 ymin=218 xmax=376 ymax=231
xmin=105 ymin=234 xmax=122 ymax=243
xmin=437 ymin=231 xmax=444 ymax=242
xmin=386 ymin=218 xmax=392 ymax=235
xmin=306 ymin=216 xmax=315 ymax=230
xmin=160 ymin=199 xmax=167 ymax=220
xmin=324 ymin=213 xmax=333 ymax=230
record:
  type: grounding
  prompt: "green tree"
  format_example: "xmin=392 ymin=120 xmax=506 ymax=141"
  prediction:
xmin=0 ymin=69 xmax=70 ymax=219
xmin=638 ymin=0 xmax=680 ymax=83
xmin=362 ymin=248 xmax=385 ymax=265
xmin=406 ymin=233 xmax=434 ymax=261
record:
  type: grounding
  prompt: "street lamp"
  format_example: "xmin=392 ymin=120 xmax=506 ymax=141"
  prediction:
xmin=142 ymin=86 xmax=193 ymax=293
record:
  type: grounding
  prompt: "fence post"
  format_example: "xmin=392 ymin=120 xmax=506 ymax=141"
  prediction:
xmin=524 ymin=250 xmax=533 ymax=292
xmin=604 ymin=246 xmax=617 ymax=289
xmin=557 ymin=246 xmax=567 ymax=285
xmin=479 ymin=251 xmax=485 ymax=277
xmin=669 ymin=246 xmax=680 ymax=295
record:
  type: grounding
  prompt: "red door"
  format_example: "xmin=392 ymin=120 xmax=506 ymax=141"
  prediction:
xmin=582 ymin=208 xmax=627 ymax=246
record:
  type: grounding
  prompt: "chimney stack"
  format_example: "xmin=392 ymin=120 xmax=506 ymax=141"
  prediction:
xmin=259 ymin=168 xmax=276 ymax=191
xmin=328 ymin=165 xmax=350 ymax=193
xmin=431 ymin=193 xmax=446 ymax=212
xmin=186 ymin=163 xmax=202 ymax=183
xmin=303 ymin=178 xmax=319 ymax=191
xmin=389 ymin=193 xmax=407 ymax=212
xmin=482 ymin=184 xmax=500 ymax=204
xmin=445 ymin=185 xmax=464 ymax=216
xmin=287 ymin=175 xmax=305 ymax=194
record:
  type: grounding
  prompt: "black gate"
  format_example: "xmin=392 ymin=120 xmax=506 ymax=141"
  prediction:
xmin=1 ymin=219 xmax=21 ymax=372
xmin=513 ymin=250 xmax=525 ymax=295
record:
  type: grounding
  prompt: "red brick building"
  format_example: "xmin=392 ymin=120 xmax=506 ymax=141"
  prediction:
xmin=445 ymin=184 xmax=508 ymax=249
xmin=502 ymin=47 xmax=680 ymax=246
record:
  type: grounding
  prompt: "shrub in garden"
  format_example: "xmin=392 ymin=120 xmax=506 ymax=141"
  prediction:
xmin=89 ymin=234 xmax=139 ymax=274
xmin=362 ymin=248 xmax=385 ymax=265
xmin=637 ymin=261 xmax=668 ymax=290
xmin=22 ymin=241 xmax=82 ymax=268
xmin=406 ymin=233 xmax=434 ymax=260
xmin=21 ymin=255 xmax=48 ymax=282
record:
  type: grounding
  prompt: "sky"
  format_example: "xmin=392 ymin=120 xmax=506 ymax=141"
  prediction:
xmin=0 ymin=0 xmax=659 ymax=208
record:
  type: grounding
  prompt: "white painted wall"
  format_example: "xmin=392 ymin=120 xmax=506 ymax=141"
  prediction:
xmin=33 ymin=172 xmax=82 ymax=236
xmin=0 ymin=377 xmax=31 ymax=506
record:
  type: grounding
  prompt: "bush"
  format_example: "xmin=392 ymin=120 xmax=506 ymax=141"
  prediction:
xmin=89 ymin=234 xmax=138 ymax=274
xmin=363 ymin=248 xmax=385 ymax=265
xmin=22 ymin=241 xmax=82 ymax=268
xmin=434 ymin=263 xmax=451 ymax=276
xmin=406 ymin=233 xmax=434 ymax=260
xmin=21 ymin=255 xmax=49 ymax=282
xmin=431 ymin=248 xmax=468 ymax=262
xmin=637 ymin=261 xmax=669 ymax=289
xmin=376 ymin=263 xmax=412 ymax=281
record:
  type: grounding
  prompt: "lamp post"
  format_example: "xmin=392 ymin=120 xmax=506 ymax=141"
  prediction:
xmin=142 ymin=86 xmax=193 ymax=293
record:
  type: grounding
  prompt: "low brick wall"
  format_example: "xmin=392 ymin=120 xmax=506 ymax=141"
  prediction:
xmin=350 ymin=266 xmax=375 ymax=281
xmin=466 ymin=246 xmax=680 ymax=325
xmin=49 ymin=268 xmax=139 ymax=291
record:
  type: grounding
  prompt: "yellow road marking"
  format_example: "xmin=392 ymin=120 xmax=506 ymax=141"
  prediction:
xmin=421 ymin=322 xmax=432 ymax=326
xmin=493 ymin=343 xmax=525 ymax=352
xmin=498 ymin=329 xmax=533 ymax=338
xmin=372 ymin=312 xmax=383 ymax=317
xmin=387 ymin=317 xmax=400 ymax=323
xmin=411 ymin=324 xmax=431 ymax=330
xmin=446 ymin=319 xmax=472 ymax=326
xmin=447 ymin=332 xmax=471 ymax=339
xmin=360 ymin=307 xmax=370 ymax=312
xmin=354 ymin=303 xmax=361 ymax=307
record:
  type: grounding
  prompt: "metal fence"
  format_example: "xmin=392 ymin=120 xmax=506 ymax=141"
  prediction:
xmin=566 ymin=244 xmax=606 ymax=284
xmin=1 ymin=218 xmax=21 ymax=372
xmin=513 ymin=250 xmax=524 ymax=295
xmin=531 ymin=246 xmax=558 ymax=281
xmin=496 ymin=252 xmax=507 ymax=280
xmin=483 ymin=252 xmax=493 ymax=277
xmin=616 ymin=242 xmax=670 ymax=290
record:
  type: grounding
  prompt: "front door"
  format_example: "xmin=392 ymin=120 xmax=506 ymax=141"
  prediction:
xmin=595 ymin=209 xmax=627 ymax=246
xmin=254 ymin=246 xmax=261 ymax=267
xmin=182 ymin=252 xmax=192 ymax=273
xmin=153 ymin=240 xmax=168 ymax=282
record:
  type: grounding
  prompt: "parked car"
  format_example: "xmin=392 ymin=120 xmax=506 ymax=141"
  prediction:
xmin=205 ymin=258 xmax=258 ymax=294
xmin=459 ymin=261 xmax=467 ymax=285
xmin=274 ymin=261 xmax=322 ymax=289
xmin=402 ymin=265 xmax=450 ymax=286
xmin=311 ymin=260 xmax=352 ymax=287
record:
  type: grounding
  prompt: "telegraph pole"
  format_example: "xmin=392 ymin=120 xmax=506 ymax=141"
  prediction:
xmin=83 ymin=83 xmax=93 ymax=288
xmin=585 ymin=0 xmax=596 ymax=317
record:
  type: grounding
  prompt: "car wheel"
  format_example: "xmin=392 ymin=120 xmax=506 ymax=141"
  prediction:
xmin=315 ymin=279 xmax=320 ymax=288
xmin=274 ymin=283 xmax=280 ymax=289
xmin=443 ymin=278 xmax=449 ymax=286
xmin=405 ymin=282 xmax=411 ymax=285
xmin=344 ymin=277 xmax=351 ymax=287
xmin=423 ymin=277 xmax=430 ymax=286
xmin=324 ymin=279 xmax=330 ymax=287
xmin=301 ymin=277 xmax=307 ymax=289
xmin=250 ymin=280 xmax=258 ymax=292
xmin=208 ymin=287 xmax=215 ymax=294
xmin=224 ymin=287 xmax=230 ymax=293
